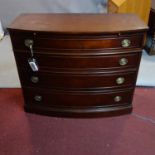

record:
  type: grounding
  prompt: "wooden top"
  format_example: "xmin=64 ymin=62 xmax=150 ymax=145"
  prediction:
xmin=8 ymin=13 xmax=148 ymax=34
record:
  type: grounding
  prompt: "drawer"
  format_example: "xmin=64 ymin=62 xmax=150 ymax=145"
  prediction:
xmin=11 ymin=33 xmax=144 ymax=50
xmin=19 ymin=70 xmax=137 ymax=90
xmin=15 ymin=52 xmax=141 ymax=70
xmin=23 ymin=88 xmax=134 ymax=107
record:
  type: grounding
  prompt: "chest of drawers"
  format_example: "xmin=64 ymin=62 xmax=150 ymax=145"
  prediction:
xmin=145 ymin=6 xmax=155 ymax=55
xmin=8 ymin=14 xmax=148 ymax=117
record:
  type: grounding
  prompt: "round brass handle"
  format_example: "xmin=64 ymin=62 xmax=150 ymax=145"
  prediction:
xmin=24 ymin=39 xmax=34 ymax=47
xmin=121 ymin=39 xmax=131 ymax=47
xmin=31 ymin=76 xmax=39 ymax=83
xmin=34 ymin=95 xmax=42 ymax=102
xmin=114 ymin=96 xmax=122 ymax=102
xmin=116 ymin=77 xmax=125 ymax=85
xmin=119 ymin=58 xmax=128 ymax=66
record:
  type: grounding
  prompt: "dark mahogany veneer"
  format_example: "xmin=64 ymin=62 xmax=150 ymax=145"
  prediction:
xmin=8 ymin=14 xmax=148 ymax=117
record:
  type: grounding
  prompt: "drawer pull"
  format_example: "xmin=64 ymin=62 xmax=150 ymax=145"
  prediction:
xmin=119 ymin=58 xmax=128 ymax=66
xmin=25 ymin=39 xmax=33 ymax=47
xmin=34 ymin=95 xmax=42 ymax=102
xmin=114 ymin=96 xmax=122 ymax=102
xmin=121 ymin=39 xmax=131 ymax=47
xmin=116 ymin=77 xmax=125 ymax=85
xmin=31 ymin=76 xmax=39 ymax=83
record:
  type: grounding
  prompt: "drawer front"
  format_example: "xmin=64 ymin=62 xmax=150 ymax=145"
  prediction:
xmin=11 ymin=34 xmax=144 ymax=50
xmin=15 ymin=52 xmax=141 ymax=70
xmin=23 ymin=88 xmax=134 ymax=107
xmin=19 ymin=70 xmax=137 ymax=90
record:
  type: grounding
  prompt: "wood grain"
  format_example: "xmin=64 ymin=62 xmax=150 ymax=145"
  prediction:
xmin=8 ymin=13 xmax=148 ymax=33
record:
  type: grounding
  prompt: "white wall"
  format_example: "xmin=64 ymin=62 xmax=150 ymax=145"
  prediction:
xmin=0 ymin=0 xmax=107 ymax=29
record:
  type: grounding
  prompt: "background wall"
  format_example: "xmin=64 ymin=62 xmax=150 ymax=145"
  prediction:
xmin=0 ymin=0 xmax=107 ymax=29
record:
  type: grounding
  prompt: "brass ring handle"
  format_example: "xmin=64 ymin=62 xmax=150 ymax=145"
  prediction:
xmin=34 ymin=95 xmax=42 ymax=102
xmin=114 ymin=96 xmax=122 ymax=102
xmin=119 ymin=58 xmax=128 ymax=66
xmin=116 ymin=77 xmax=125 ymax=85
xmin=31 ymin=76 xmax=39 ymax=83
xmin=121 ymin=39 xmax=131 ymax=47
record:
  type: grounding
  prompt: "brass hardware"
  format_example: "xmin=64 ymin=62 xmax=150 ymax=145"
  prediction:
xmin=114 ymin=96 xmax=122 ymax=102
xmin=25 ymin=39 xmax=33 ymax=48
xmin=121 ymin=39 xmax=131 ymax=47
xmin=119 ymin=58 xmax=128 ymax=66
xmin=24 ymin=39 xmax=34 ymax=57
xmin=31 ymin=76 xmax=39 ymax=83
xmin=34 ymin=95 xmax=42 ymax=102
xmin=116 ymin=77 xmax=125 ymax=85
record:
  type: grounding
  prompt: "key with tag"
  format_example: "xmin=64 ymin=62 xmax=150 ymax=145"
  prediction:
xmin=25 ymin=39 xmax=39 ymax=72
xmin=28 ymin=58 xmax=39 ymax=72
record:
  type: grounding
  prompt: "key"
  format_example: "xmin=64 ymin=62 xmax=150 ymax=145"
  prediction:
xmin=25 ymin=39 xmax=39 ymax=72
xmin=28 ymin=58 xmax=39 ymax=72
xmin=25 ymin=39 xmax=34 ymax=57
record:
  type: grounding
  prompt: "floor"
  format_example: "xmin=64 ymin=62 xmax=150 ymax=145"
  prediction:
xmin=0 ymin=87 xmax=155 ymax=155
xmin=0 ymin=35 xmax=155 ymax=88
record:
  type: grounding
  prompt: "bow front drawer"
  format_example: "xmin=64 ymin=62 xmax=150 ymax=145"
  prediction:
xmin=10 ymin=33 xmax=144 ymax=50
xmin=19 ymin=70 xmax=137 ymax=90
xmin=23 ymin=88 xmax=134 ymax=107
xmin=15 ymin=52 xmax=141 ymax=70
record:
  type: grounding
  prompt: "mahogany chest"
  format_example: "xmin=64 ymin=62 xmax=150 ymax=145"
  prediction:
xmin=145 ymin=3 xmax=155 ymax=55
xmin=8 ymin=14 xmax=148 ymax=117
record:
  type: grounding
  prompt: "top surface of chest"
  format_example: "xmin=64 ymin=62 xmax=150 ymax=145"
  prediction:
xmin=8 ymin=13 xmax=148 ymax=34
